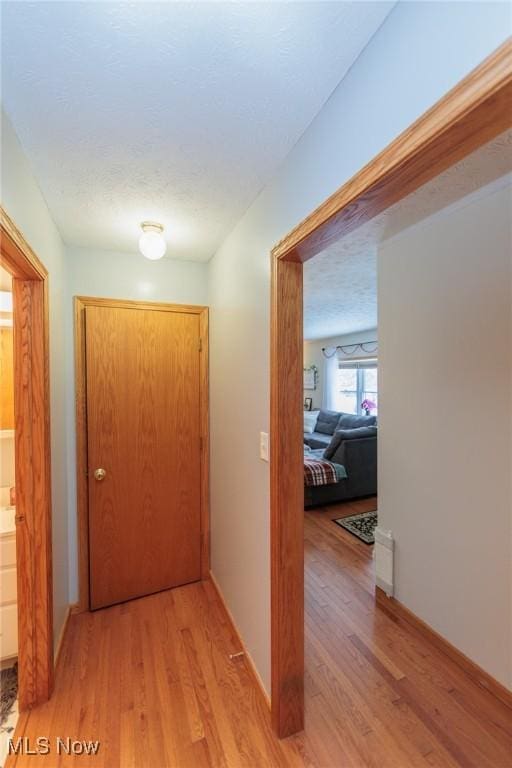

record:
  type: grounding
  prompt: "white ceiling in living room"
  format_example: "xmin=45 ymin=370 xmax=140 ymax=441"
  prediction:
xmin=304 ymin=244 xmax=377 ymax=341
xmin=304 ymin=129 xmax=512 ymax=341
xmin=0 ymin=1 xmax=395 ymax=261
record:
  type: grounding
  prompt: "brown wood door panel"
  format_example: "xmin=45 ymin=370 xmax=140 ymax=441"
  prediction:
xmin=85 ymin=305 xmax=201 ymax=610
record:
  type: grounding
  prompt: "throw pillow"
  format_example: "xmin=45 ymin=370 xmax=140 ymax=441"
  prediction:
xmin=304 ymin=410 xmax=319 ymax=434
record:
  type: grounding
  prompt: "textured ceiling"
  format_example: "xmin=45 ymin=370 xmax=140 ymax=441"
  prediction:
xmin=304 ymin=130 xmax=512 ymax=340
xmin=0 ymin=1 xmax=394 ymax=261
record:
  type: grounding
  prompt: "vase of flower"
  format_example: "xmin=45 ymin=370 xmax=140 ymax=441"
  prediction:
xmin=361 ymin=399 xmax=376 ymax=416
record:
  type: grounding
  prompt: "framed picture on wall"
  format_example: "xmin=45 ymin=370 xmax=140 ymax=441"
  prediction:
xmin=303 ymin=365 xmax=317 ymax=390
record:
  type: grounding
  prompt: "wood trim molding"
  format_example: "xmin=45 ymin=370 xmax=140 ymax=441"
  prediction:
xmin=74 ymin=296 xmax=210 ymax=613
xmin=74 ymin=298 xmax=89 ymax=614
xmin=270 ymin=256 xmax=304 ymax=738
xmin=272 ymin=38 xmax=512 ymax=263
xmin=376 ymin=587 xmax=512 ymax=711
xmin=269 ymin=41 xmax=512 ymax=739
xmin=0 ymin=206 xmax=53 ymax=711
xmin=74 ymin=295 xmax=207 ymax=314
xmin=199 ymin=309 xmax=210 ymax=579
xmin=208 ymin=572 xmax=271 ymax=710
xmin=0 ymin=208 xmax=48 ymax=280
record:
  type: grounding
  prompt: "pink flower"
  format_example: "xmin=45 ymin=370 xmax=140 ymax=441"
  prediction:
xmin=361 ymin=399 xmax=376 ymax=412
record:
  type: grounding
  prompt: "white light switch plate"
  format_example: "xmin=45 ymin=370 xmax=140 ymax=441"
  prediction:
xmin=260 ymin=431 xmax=269 ymax=461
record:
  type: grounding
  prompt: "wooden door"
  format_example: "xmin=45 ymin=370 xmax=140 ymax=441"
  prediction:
xmin=85 ymin=305 xmax=201 ymax=610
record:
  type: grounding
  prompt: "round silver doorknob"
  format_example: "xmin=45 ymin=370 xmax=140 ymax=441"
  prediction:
xmin=94 ymin=468 xmax=106 ymax=481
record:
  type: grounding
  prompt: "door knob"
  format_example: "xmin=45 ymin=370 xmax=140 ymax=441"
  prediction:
xmin=94 ymin=468 xmax=107 ymax=481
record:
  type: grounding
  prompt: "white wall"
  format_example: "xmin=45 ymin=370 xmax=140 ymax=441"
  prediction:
xmin=207 ymin=2 xmax=510 ymax=694
xmin=304 ymin=329 xmax=378 ymax=410
xmin=64 ymin=246 xmax=208 ymax=602
xmin=378 ymin=182 xmax=512 ymax=688
xmin=1 ymin=110 xmax=69 ymax=647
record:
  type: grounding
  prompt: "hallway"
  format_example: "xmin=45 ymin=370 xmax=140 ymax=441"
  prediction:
xmin=7 ymin=500 xmax=512 ymax=767
xmin=8 ymin=581 xmax=291 ymax=768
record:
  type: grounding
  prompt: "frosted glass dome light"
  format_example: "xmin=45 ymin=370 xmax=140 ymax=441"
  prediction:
xmin=139 ymin=222 xmax=166 ymax=260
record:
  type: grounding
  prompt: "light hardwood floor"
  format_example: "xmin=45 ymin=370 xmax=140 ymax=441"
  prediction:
xmin=7 ymin=497 xmax=512 ymax=767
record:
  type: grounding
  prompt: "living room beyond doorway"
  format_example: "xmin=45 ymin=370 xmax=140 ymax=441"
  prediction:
xmin=298 ymin=125 xmax=512 ymax=749
xmin=303 ymin=224 xmax=379 ymax=545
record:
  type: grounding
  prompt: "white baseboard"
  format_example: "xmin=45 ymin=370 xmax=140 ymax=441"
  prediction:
xmin=374 ymin=523 xmax=394 ymax=597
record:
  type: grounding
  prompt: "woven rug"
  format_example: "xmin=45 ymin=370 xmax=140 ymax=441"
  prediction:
xmin=333 ymin=510 xmax=377 ymax=544
xmin=0 ymin=663 xmax=17 ymax=727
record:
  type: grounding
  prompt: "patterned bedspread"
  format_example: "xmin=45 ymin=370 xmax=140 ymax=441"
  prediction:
xmin=304 ymin=448 xmax=347 ymax=487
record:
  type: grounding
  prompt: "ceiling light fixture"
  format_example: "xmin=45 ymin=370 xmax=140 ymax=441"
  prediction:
xmin=139 ymin=221 xmax=166 ymax=260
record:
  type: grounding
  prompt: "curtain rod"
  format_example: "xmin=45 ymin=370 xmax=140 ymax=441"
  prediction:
xmin=322 ymin=341 xmax=378 ymax=358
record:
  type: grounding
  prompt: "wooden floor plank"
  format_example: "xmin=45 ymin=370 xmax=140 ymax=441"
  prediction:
xmin=7 ymin=496 xmax=512 ymax=767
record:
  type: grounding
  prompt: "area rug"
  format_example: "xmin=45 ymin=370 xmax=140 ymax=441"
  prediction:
xmin=0 ymin=664 xmax=17 ymax=727
xmin=333 ymin=511 xmax=377 ymax=544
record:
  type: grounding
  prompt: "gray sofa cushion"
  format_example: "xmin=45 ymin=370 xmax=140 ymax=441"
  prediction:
xmin=315 ymin=409 xmax=341 ymax=435
xmin=324 ymin=426 xmax=377 ymax=460
xmin=304 ymin=431 xmax=331 ymax=450
xmin=305 ymin=430 xmax=377 ymax=506
xmin=338 ymin=412 xmax=377 ymax=429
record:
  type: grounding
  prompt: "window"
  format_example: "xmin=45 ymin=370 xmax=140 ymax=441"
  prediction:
xmin=335 ymin=360 xmax=378 ymax=415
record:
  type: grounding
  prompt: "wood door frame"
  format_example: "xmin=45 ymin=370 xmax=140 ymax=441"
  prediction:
xmin=0 ymin=207 xmax=54 ymax=711
xmin=74 ymin=296 xmax=209 ymax=613
xmin=270 ymin=39 xmax=512 ymax=738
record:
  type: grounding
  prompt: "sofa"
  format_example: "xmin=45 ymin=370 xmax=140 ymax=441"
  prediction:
xmin=304 ymin=408 xmax=376 ymax=449
xmin=304 ymin=409 xmax=377 ymax=506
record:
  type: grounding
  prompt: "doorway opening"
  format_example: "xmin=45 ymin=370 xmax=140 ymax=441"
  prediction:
xmin=303 ymin=245 xmax=378 ymax=535
xmin=270 ymin=41 xmax=512 ymax=738
xmin=0 ymin=209 xmax=53 ymax=721
xmin=0 ymin=264 xmax=18 ymax=749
